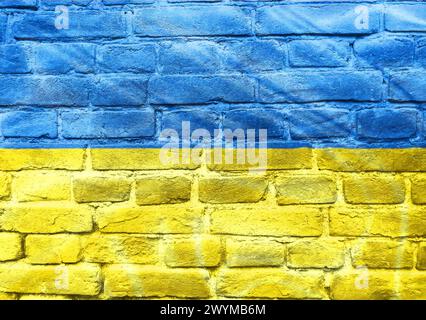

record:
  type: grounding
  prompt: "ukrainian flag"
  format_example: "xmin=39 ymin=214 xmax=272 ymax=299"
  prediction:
xmin=0 ymin=1 xmax=425 ymax=300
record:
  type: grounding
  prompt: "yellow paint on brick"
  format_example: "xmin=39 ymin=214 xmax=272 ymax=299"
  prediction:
xmin=217 ymin=268 xmax=325 ymax=299
xmin=330 ymin=207 xmax=426 ymax=238
xmin=350 ymin=240 xmax=415 ymax=269
xmin=104 ymin=265 xmax=211 ymax=298
xmin=275 ymin=175 xmax=337 ymax=205
xmin=0 ymin=233 xmax=22 ymax=262
xmin=14 ymin=171 xmax=71 ymax=202
xmin=331 ymin=271 xmax=426 ymax=300
xmin=418 ymin=243 xmax=426 ymax=270
xmin=287 ymin=240 xmax=345 ymax=269
xmin=73 ymin=175 xmax=131 ymax=203
xmin=411 ymin=175 xmax=426 ymax=204
xmin=82 ymin=234 xmax=158 ymax=264
xmin=0 ymin=292 xmax=17 ymax=300
xmin=0 ymin=149 xmax=84 ymax=171
xmin=25 ymin=234 xmax=82 ymax=264
xmin=0 ymin=203 xmax=93 ymax=233
xmin=97 ymin=205 xmax=203 ymax=234
xmin=343 ymin=175 xmax=405 ymax=204
xmin=226 ymin=238 xmax=285 ymax=267
xmin=199 ymin=177 xmax=268 ymax=203
xmin=136 ymin=176 xmax=191 ymax=205
xmin=20 ymin=295 xmax=71 ymax=300
xmin=211 ymin=207 xmax=324 ymax=237
xmin=0 ymin=173 xmax=11 ymax=200
xmin=164 ymin=236 xmax=221 ymax=267
xmin=0 ymin=148 xmax=423 ymax=299
xmin=0 ymin=263 xmax=101 ymax=295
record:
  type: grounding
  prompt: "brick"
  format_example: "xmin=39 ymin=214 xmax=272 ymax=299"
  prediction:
xmin=390 ymin=70 xmax=426 ymax=102
xmin=1 ymin=111 xmax=57 ymax=138
xmin=217 ymin=269 xmax=325 ymax=299
xmin=351 ymin=240 xmax=414 ymax=269
xmin=418 ymin=243 xmax=426 ymax=270
xmin=20 ymin=295 xmax=71 ymax=300
xmin=343 ymin=175 xmax=405 ymax=204
xmin=149 ymin=75 xmax=255 ymax=104
xmin=61 ymin=110 xmax=155 ymax=139
xmin=257 ymin=4 xmax=380 ymax=35
xmin=208 ymin=148 xmax=313 ymax=171
xmin=91 ymin=149 xmax=199 ymax=170
xmin=0 ymin=293 xmax=17 ymax=300
xmin=103 ymin=0 xmax=153 ymax=5
xmin=98 ymin=44 xmax=156 ymax=73
xmin=287 ymin=240 xmax=345 ymax=269
xmin=211 ymin=207 xmax=323 ymax=237
xmin=385 ymin=4 xmax=426 ymax=32
xmin=0 ymin=76 xmax=90 ymax=106
xmin=354 ymin=36 xmax=414 ymax=68
xmin=92 ymin=76 xmax=148 ymax=106
xmin=410 ymin=175 xmax=426 ymax=204
xmin=73 ymin=175 xmax=131 ymax=203
xmin=0 ymin=0 xmax=37 ymax=8
xmin=289 ymin=40 xmax=350 ymax=67
xmin=0 ymin=263 xmax=101 ymax=296
xmin=0 ymin=204 xmax=93 ymax=233
xmin=25 ymin=235 xmax=82 ymax=264
xmin=34 ymin=44 xmax=95 ymax=74
xmin=104 ymin=265 xmax=211 ymax=298
xmin=226 ymin=238 xmax=284 ymax=267
xmin=223 ymin=109 xmax=285 ymax=139
xmin=0 ymin=149 xmax=84 ymax=171
xmin=159 ymin=41 xmax=222 ymax=74
xmin=13 ymin=12 xmax=127 ymax=40
xmin=332 ymin=271 xmax=426 ymax=300
xmin=136 ymin=176 xmax=191 ymax=205
xmin=98 ymin=206 xmax=203 ymax=234
xmin=0 ymin=233 xmax=22 ymax=262
xmin=331 ymin=271 xmax=398 ymax=300
xmin=357 ymin=109 xmax=417 ymax=140
xmin=199 ymin=177 xmax=267 ymax=203
xmin=316 ymin=148 xmax=426 ymax=172
xmin=14 ymin=171 xmax=71 ymax=202
xmin=259 ymin=71 xmax=382 ymax=103
xmin=162 ymin=110 xmax=219 ymax=136
xmin=0 ymin=16 xmax=6 ymax=43
xmin=82 ymin=234 xmax=158 ymax=264
xmin=0 ymin=45 xmax=30 ymax=73
xmin=134 ymin=6 xmax=251 ymax=37
xmin=288 ymin=109 xmax=351 ymax=139
xmin=165 ymin=236 xmax=221 ymax=267
xmin=275 ymin=175 xmax=337 ymax=205
xmin=329 ymin=207 xmax=426 ymax=238
xmin=222 ymin=40 xmax=287 ymax=72
xmin=0 ymin=173 xmax=11 ymax=200
xmin=417 ymin=38 xmax=426 ymax=66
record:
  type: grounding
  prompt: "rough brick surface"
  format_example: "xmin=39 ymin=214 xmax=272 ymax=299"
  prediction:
xmin=0 ymin=2 xmax=425 ymax=301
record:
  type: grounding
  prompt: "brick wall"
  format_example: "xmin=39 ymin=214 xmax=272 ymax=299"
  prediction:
xmin=0 ymin=1 xmax=425 ymax=300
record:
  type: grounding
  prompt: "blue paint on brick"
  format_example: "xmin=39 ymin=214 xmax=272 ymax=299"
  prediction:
xmin=0 ymin=3 xmax=424 ymax=149
xmin=259 ymin=71 xmax=383 ymax=103
xmin=162 ymin=110 xmax=220 ymax=136
xmin=61 ymin=109 xmax=155 ymax=139
xmin=288 ymin=109 xmax=351 ymax=140
xmin=92 ymin=77 xmax=148 ymax=106
xmin=288 ymin=40 xmax=350 ymax=67
xmin=357 ymin=109 xmax=418 ymax=140
xmin=223 ymin=110 xmax=286 ymax=139
xmin=0 ymin=45 xmax=30 ymax=74
xmin=354 ymin=36 xmax=414 ymax=68
xmin=1 ymin=111 xmax=57 ymax=138
xmin=34 ymin=44 xmax=95 ymax=74
xmin=390 ymin=70 xmax=426 ymax=102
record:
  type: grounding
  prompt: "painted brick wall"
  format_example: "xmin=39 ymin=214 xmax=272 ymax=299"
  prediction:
xmin=0 ymin=1 xmax=425 ymax=300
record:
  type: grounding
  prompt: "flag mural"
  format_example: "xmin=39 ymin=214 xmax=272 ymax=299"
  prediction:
xmin=0 ymin=0 xmax=425 ymax=300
